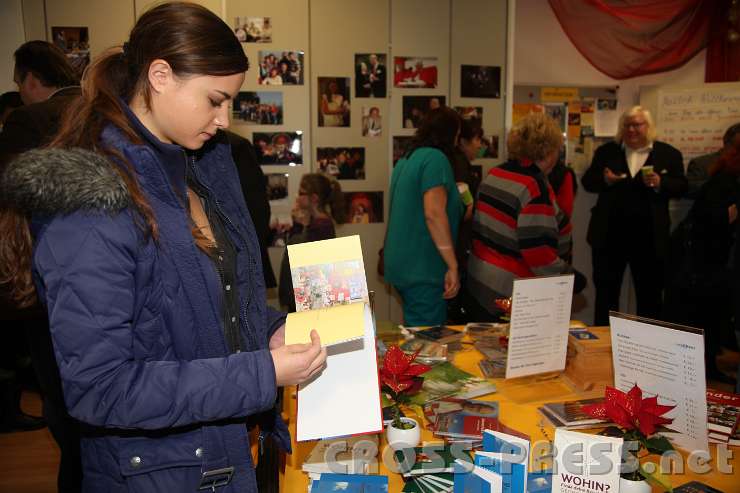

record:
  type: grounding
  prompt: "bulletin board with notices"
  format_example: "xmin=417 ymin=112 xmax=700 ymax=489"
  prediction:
xmin=512 ymin=85 xmax=619 ymax=175
xmin=640 ymin=81 xmax=740 ymax=165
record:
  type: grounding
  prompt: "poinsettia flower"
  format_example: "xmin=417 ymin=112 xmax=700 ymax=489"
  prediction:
xmin=582 ymin=384 xmax=675 ymax=437
xmin=494 ymin=298 xmax=512 ymax=315
xmin=379 ymin=345 xmax=431 ymax=395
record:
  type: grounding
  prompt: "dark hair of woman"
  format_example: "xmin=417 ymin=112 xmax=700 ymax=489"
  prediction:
xmin=710 ymin=134 xmax=740 ymax=177
xmin=459 ymin=118 xmax=483 ymax=142
xmin=300 ymin=173 xmax=346 ymax=224
xmin=406 ymin=106 xmax=462 ymax=162
xmin=0 ymin=2 xmax=249 ymax=308
xmin=14 ymin=40 xmax=79 ymax=88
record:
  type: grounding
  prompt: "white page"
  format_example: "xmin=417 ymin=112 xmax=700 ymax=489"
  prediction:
xmin=552 ymin=429 xmax=622 ymax=493
xmin=609 ymin=314 xmax=708 ymax=453
xmin=296 ymin=303 xmax=383 ymax=441
xmin=593 ymin=99 xmax=619 ymax=136
xmin=506 ymin=275 xmax=574 ymax=379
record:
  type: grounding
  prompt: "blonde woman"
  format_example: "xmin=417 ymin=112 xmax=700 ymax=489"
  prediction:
xmin=464 ymin=112 xmax=578 ymax=321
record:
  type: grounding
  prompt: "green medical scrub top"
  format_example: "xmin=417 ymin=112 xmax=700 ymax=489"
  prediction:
xmin=384 ymin=147 xmax=463 ymax=285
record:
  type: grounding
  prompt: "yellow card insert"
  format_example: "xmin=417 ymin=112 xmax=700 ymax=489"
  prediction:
xmin=285 ymin=302 xmax=366 ymax=346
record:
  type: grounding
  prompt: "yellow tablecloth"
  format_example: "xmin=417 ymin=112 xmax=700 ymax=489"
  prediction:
xmin=279 ymin=329 xmax=740 ymax=493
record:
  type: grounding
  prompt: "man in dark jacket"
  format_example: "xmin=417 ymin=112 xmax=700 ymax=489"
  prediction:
xmin=0 ymin=40 xmax=82 ymax=493
xmin=582 ymin=105 xmax=686 ymax=326
xmin=685 ymin=122 xmax=740 ymax=198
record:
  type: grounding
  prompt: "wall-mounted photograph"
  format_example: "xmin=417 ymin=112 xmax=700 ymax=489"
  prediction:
xmin=317 ymin=147 xmax=365 ymax=180
xmin=362 ymin=107 xmax=382 ymax=137
xmin=394 ymin=56 xmax=438 ymax=88
xmin=253 ymin=132 xmax=303 ymax=165
xmin=233 ymin=17 xmax=272 ymax=43
xmin=544 ymin=103 xmax=567 ymax=133
xmin=52 ymin=26 xmax=90 ymax=77
xmin=355 ymin=53 xmax=387 ymax=97
xmin=258 ymin=51 xmax=304 ymax=85
xmin=318 ymin=77 xmax=351 ymax=127
xmin=460 ymin=65 xmax=501 ymax=98
xmin=455 ymin=106 xmax=483 ymax=127
xmin=266 ymin=173 xmax=289 ymax=202
xmin=345 ymin=192 xmax=383 ymax=224
xmin=402 ymin=96 xmax=446 ymax=129
xmin=232 ymin=92 xmax=283 ymax=125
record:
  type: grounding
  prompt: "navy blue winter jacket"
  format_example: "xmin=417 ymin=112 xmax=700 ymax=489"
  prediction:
xmin=4 ymin=107 xmax=289 ymax=492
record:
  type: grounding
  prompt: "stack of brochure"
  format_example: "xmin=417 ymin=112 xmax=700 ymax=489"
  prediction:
xmin=309 ymin=473 xmax=388 ymax=492
xmin=302 ymin=435 xmax=379 ymax=480
xmin=706 ymin=389 xmax=740 ymax=444
xmin=537 ymin=398 xmax=609 ymax=429
xmin=452 ymin=429 xmax=532 ymax=493
xmin=422 ymin=398 xmax=500 ymax=447
xmin=396 ymin=444 xmax=459 ymax=492
xmin=407 ymin=362 xmax=497 ymax=406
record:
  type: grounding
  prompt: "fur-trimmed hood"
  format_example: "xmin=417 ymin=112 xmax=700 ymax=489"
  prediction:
xmin=1 ymin=147 xmax=130 ymax=216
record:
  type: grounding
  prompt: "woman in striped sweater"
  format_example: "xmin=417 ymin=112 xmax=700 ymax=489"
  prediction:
xmin=464 ymin=112 xmax=574 ymax=321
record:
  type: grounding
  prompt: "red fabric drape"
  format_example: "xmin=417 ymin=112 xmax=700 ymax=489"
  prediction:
xmin=706 ymin=0 xmax=740 ymax=82
xmin=548 ymin=0 xmax=715 ymax=80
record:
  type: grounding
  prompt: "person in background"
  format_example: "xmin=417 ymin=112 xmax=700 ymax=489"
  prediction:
xmin=0 ymin=41 xmax=81 ymax=493
xmin=226 ymin=130 xmax=277 ymax=288
xmin=464 ymin=113 xmax=577 ymax=321
xmin=368 ymin=54 xmax=386 ymax=97
xmin=279 ymin=173 xmax=345 ymax=312
xmin=0 ymin=4 xmax=326 ymax=491
xmin=582 ymin=106 xmax=686 ymax=326
xmin=448 ymin=118 xmax=483 ymax=323
xmin=686 ymin=122 xmax=740 ymax=198
xmin=0 ymin=91 xmax=22 ymax=129
xmin=665 ymin=134 xmax=740 ymax=384
xmin=548 ymin=160 xmax=578 ymax=221
xmin=383 ymin=107 xmax=464 ymax=326
xmin=0 ymin=41 xmax=79 ymax=166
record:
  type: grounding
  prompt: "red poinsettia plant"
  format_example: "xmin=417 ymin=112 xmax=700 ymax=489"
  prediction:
xmin=582 ymin=384 xmax=676 ymax=481
xmin=379 ymin=345 xmax=431 ymax=430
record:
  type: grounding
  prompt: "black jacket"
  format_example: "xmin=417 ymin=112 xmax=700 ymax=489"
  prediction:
xmin=0 ymin=86 xmax=80 ymax=169
xmin=581 ymin=140 xmax=686 ymax=256
xmin=226 ymin=131 xmax=277 ymax=288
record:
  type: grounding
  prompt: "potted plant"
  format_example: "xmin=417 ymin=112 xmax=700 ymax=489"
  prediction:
xmin=582 ymin=384 xmax=676 ymax=493
xmin=379 ymin=345 xmax=431 ymax=449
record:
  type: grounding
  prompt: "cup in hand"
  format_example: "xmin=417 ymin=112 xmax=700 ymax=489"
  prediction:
xmin=641 ymin=165 xmax=654 ymax=176
xmin=457 ymin=182 xmax=474 ymax=207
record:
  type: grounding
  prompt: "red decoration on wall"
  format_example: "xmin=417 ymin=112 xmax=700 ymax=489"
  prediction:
xmin=548 ymin=0 xmax=717 ymax=80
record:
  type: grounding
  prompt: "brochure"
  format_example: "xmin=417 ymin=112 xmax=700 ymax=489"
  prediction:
xmin=286 ymin=236 xmax=382 ymax=441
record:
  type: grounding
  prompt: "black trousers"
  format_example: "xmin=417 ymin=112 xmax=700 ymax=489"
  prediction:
xmin=591 ymin=225 xmax=664 ymax=326
xmin=24 ymin=316 xmax=83 ymax=493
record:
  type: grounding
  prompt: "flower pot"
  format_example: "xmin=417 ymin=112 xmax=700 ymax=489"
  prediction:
xmin=619 ymin=476 xmax=651 ymax=493
xmin=385 ymin=417 xmax=421 ymax=450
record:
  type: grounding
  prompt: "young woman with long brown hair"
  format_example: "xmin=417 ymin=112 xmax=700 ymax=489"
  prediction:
xmin=0 ymin=3 xmax=326 ymax=491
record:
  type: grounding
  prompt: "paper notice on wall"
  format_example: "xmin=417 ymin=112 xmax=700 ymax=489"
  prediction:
xmin=609 ymin=313 xmax=709 ymax=453
xmin=541 ymin=87 xmax=580 ymax=103
xmin=513 ymin=103 xmax=544 ymax=126
xmin=657 ymin=84 xmax=740 ymax=163
xmin=594 ymin=99 xmax=619 ymax=136
xmin=506 ymin=275 xmax=574 ymax=379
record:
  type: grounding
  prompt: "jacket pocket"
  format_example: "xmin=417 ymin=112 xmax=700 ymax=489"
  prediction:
xmin=117 ymin=428 xmax=205 ymax=478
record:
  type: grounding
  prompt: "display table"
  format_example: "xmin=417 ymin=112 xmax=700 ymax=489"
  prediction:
xmin=279 ymin=327 xmax=739 ymax=493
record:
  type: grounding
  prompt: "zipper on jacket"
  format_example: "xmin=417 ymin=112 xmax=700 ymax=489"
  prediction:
xmin=188 ymin=153 xmax=258 ymax=351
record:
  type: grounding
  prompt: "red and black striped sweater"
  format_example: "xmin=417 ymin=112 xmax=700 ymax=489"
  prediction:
xmin=467 ymin=159 xmax=573 ymax=315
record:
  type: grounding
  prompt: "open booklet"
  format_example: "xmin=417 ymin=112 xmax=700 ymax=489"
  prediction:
xmin=285 ymin=235 xmax=382 ymax=441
